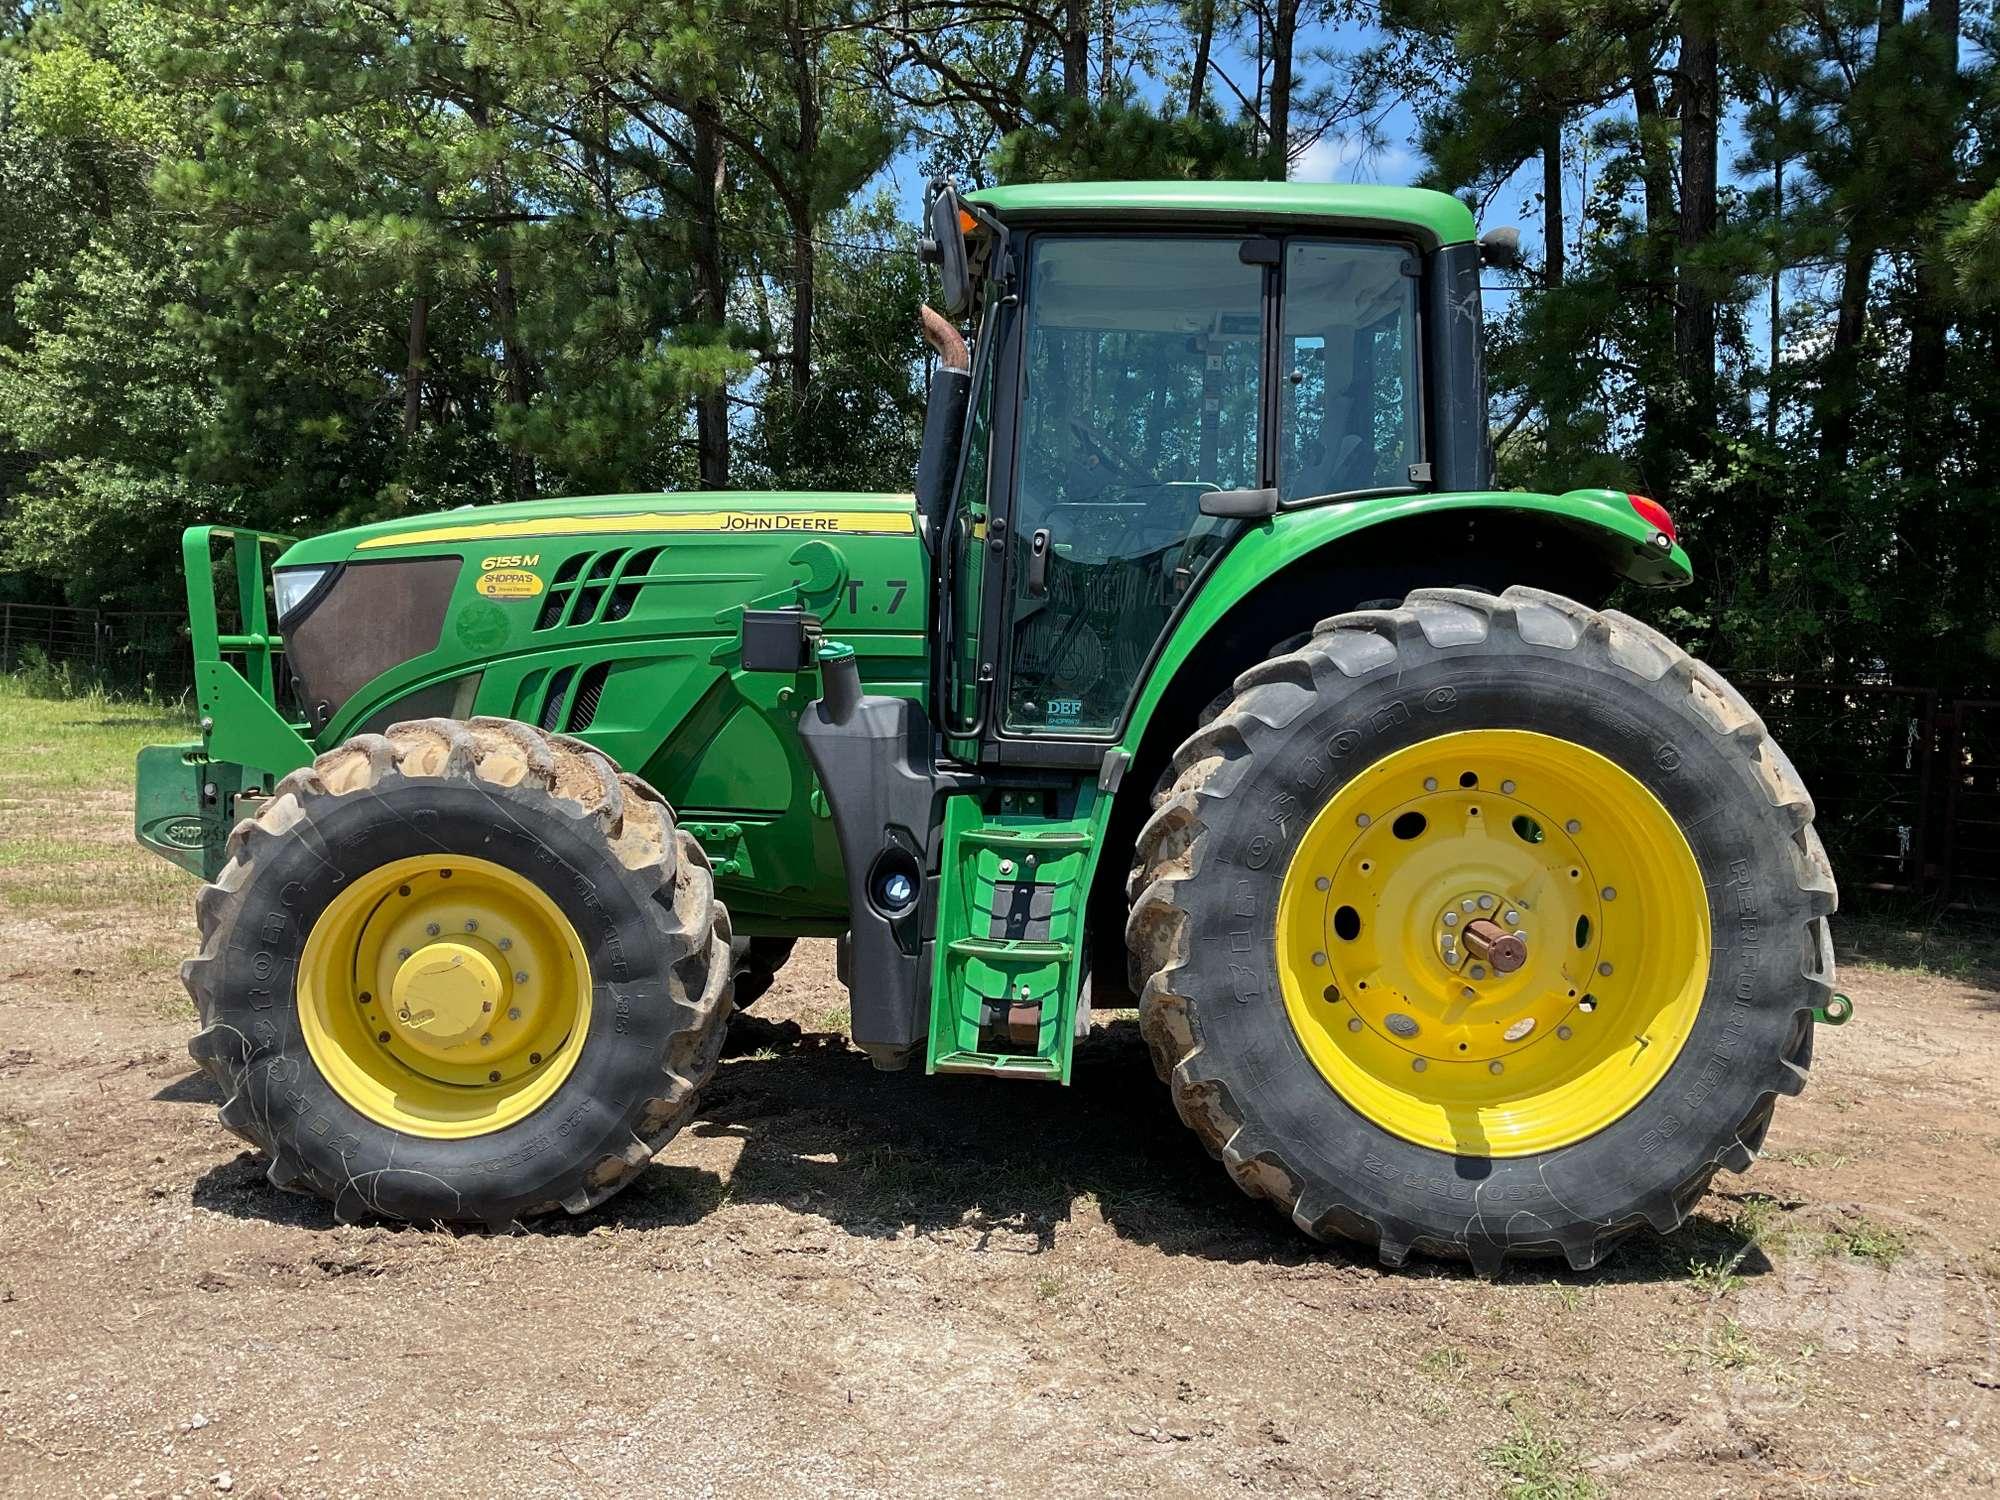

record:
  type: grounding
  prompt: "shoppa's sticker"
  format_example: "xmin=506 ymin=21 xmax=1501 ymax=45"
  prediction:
xmin=476 ymin=567 xmax=544 ymax=600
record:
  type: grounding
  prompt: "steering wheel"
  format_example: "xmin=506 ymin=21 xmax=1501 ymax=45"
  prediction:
xmin=1068 ymin=418 xmax=1163 ymax=489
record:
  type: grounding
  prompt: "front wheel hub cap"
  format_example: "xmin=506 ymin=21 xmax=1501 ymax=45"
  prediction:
xmin=391 ymin=942 xmax=502 ymax=1055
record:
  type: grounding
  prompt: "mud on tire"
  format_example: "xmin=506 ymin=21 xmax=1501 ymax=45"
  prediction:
xmin=1126 ymin=587 xmax=1837 ymax=1271
xmin=183 ymin=717 xmax=732 ymax=1229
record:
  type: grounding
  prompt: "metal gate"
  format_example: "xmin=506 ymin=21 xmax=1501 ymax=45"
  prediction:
xmin=1735 ymin=681 xmax=1937 ymax=899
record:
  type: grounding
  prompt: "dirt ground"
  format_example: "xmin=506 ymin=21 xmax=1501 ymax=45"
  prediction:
xmin=2 ymin=699 xmax=1998 ymax=1497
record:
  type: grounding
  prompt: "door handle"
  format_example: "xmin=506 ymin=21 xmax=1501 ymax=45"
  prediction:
xmin=1026 ymin=528 xmax=1052 ymax=596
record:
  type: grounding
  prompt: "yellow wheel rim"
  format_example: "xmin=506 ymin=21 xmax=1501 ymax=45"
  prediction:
xmin=298 ymin=855 xmax=591 ymax=1139
xmin=1275 ymin=730 xmax=1709 ymax=1157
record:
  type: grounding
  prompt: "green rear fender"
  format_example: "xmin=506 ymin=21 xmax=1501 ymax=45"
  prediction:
xmin=1115 ymin=487 xmax=1690 ymax=762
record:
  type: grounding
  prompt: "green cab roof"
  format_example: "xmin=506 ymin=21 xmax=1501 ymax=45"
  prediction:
xmin=966 ymin=181 xmax=1477 ymax=247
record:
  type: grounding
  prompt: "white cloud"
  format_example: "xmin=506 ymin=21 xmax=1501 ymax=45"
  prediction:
xmin=1291 ymin=134 xmax=1415 ymax=186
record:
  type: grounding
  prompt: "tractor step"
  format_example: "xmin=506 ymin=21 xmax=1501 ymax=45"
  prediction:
xmin=927 ymin=791 xmax=1099 ymax=1081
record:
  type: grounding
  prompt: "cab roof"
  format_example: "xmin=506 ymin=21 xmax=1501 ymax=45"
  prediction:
xmin=965 ymin=181 xmax=1477 ymax=248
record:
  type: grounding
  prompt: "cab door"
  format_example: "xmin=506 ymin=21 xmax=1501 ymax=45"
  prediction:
xmin=997 ymin=235 xmax=1270 ymax=741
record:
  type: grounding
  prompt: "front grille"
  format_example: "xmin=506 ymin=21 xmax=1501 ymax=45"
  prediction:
xmin=284 ymin=557 xmax=462 ymax=731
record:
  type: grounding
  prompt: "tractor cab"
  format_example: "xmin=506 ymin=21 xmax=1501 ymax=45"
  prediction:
xmin=912 ymin=178 xmax=1492 ymax=759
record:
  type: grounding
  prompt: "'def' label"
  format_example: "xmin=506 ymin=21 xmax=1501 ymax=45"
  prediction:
xmin=476 ymin=568 xmax=544 ymax=600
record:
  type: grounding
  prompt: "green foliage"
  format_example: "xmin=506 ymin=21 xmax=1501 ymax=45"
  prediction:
xmin=0 ymin=0 xmax=1992 ymax=705
xmin=1943 ymin=185 xmax=2000 ymax=307
xmin=1403 ymin=0 xmax=1999 ymax=689
xmin=1481 ymin=1411 xmax=1606 ymax=1500
xmin=993 ymin=89 xmax=1259 ymax=183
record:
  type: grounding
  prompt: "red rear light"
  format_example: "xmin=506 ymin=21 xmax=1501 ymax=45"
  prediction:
xmin=1628 ymin=493 xmax=1676 ymax=544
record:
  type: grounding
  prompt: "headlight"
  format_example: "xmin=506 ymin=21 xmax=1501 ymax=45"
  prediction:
xmin=273 ymin=565 xmax=335 ymax=625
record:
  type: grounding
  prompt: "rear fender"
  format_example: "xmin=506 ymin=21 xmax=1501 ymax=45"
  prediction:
xmin=1115 ymin=487 xmax=1688 ymax=765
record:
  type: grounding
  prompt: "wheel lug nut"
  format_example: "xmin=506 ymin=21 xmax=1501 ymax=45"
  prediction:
xmin=1598 ymin=962 xmax=1614 ymax=976
xmin=480 ymin=1033 xmax=493 ymax=1046
xmin=464 ymin=919 xmax=479 ymax=932
xmin=1311 ymin=950 xmax=1326 ymax=966
xmin=1557 ymin=1025 xmax=1573 ymax=1040
xmin=1488 ymin=1060 xmax=1504 ymax=1075
xmin=481 ymin=1001 xmax=493 ymax=1013
xmin=508 ymin=1006 xmax=522 ymax=1021
xmin=1355 ymin=813 xmax=1371 ymax=828
xmin=488 ymin=1070 xmax=501 ymax=1083
xmin=498 ymin=937 xmax=513 ymax=951
xmin=1477 ymin=895 xmax=1495 ymax=910
xmin=1503 ymin=910 xmax=1519 ymax=926
xmin=1411 ymin=1058 xmax=1427 ymax=1073
xmin=1461 ymin=898 xmax=1476 ymax=912
xmin=397 ymin=948 xmax=411 ymax=960
xmin=1443 ymin=912 xmax=1459 ymax=927
xmin=1500 ymin=779 xmax=1516 ymax=794
xmin=514 ymin=971 xmax=529 ymax=984
xmin=1470 ymin=964 xmax=1487 ymax=980
xmin=530 ymin=1052 xmax=543 ymax=1065
xmin=377 ymin=1030 xmax=391 ymax=1043
xmin=1346 ymin=1018 xmax=1362 ymax=1033
xmin=425 ymin=922 xmax=441 ymax=937
xmin=1423 ymin=777 xmax=1438 ymax=792
xmin=1601 ymin=887 xmax=1616 ymax=901
xmin=1565 ymin=819 xmax=1582 ymax=834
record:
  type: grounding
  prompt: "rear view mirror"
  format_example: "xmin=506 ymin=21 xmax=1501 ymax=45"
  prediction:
xmin=1479 ymin=226 xmax=1524 ymax=271
xmin=920 ymin=180 xmax=973 ymax=319
xmin=1199 ymin=486 xmax=1279 ymax=519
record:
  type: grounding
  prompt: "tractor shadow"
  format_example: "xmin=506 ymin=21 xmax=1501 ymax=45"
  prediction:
xmin=607 ymin=1014 xmax=1772 ymax=1287
xmin=173 ymin=1015 xmax=1771 ymax=1285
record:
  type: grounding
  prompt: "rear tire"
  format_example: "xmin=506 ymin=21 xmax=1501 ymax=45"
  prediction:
xmin=183 ymin=717 xmax=732 ymax=1228
xmin=1127 ymin=587 xmax=1836 ymax=1271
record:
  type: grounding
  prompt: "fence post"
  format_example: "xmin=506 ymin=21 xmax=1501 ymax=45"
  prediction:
xmin=0 ymin=602 xmax=9 ymax=671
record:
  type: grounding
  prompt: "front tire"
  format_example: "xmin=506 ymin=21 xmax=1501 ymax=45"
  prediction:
xmin=1127 ymin=587 xmax=1836 ymax=1271
xmin=184 ymin=718 xmax=732 ymax=1228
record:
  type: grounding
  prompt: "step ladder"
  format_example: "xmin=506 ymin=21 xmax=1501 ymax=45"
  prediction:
xmin=927 ymin=790 xmax=1098 ymax=1081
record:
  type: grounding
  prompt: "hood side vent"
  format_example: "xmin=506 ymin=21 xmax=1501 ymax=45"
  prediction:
xmin=606 ymin=548 xmax=663 ymax=622
xmin=534 ymin=547 xmax=663 ymax=631
xmin=538 ymin=665 xmax=576 ymax=730
xmin=567 ymin=662 xmax=611 ymax=730
xmin=535 ymin=551 xmax=601 ymax=632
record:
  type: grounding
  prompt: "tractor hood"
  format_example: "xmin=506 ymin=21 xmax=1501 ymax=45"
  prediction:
xmin=278 ymin=489 xmax=920 ymax=568
xmin=270 ymin=490 xmax=929 ymax=748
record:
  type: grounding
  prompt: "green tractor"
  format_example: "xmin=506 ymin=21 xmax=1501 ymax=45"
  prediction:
xmin=136 ymin=180 xmax=1840 ymax=1271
